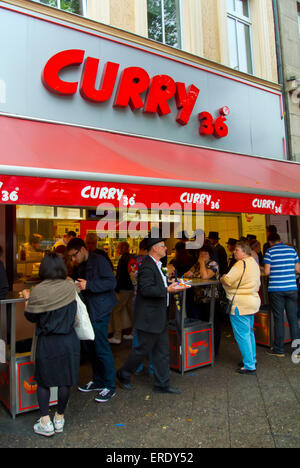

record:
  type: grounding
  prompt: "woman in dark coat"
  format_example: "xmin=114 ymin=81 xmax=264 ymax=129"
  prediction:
xmin=23 ymin=253 xmax=80 ymax=437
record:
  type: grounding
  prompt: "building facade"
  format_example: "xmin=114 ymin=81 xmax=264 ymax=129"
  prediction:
xmin=0 ymin=0 xmax=300 ymax=278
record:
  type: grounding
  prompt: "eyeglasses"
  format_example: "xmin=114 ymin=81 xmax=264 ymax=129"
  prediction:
xmin=69 ymin=249 xmax=80 ymax=259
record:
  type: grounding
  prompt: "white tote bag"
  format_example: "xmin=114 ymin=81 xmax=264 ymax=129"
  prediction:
xmin=74 ymin=292 xmax=95 ymax=341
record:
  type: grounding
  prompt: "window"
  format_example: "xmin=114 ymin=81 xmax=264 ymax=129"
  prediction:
xmin=227 ymin=0 xmax=253 ymax=74
xmin=36 ymin=0 xmax=86 ymax=16
xmin=147 ymin=0 xmax=182 ymax=48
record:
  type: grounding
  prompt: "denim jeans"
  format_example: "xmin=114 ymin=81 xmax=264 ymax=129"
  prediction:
xmin=85 ymin=315 xmax=116 ymax=391
xmin=269 ymin=291 xmax=300 ymax=354
xmin=230 ymin=308 xmax=256 ymax=370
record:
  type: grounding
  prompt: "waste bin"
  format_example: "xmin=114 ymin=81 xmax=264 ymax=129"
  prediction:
xmin=254 ymin=306 xmax=291 ymax=348
xmin=0 ymin=293 xmax=57 ymax=418
xmin=169 ymin=318 xmax=213 ymax=372
xmin=168 ymin=279 xmax=218 ymax=374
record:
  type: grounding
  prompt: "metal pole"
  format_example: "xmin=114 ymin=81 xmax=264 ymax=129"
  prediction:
xmin=9 ymin=303 xmax=16 ymax=419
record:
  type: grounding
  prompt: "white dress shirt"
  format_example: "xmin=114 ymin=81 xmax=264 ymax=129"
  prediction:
xmin=149 ymin=255 xmax=169 ymax=306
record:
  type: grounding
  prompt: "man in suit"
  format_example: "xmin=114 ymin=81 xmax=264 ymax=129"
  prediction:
xmin=208 ymin=231 xmax=228 ymax=276
xmin=117 ymin=237 xmax=185 ymax=394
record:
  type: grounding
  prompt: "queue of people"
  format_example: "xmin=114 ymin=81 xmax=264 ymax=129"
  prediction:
xmin=2 ymin=224 xmax=297 ymax=438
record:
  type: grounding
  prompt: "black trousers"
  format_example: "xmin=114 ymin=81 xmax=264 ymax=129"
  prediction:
xmin=120 ymin=326 xmax=170 ymax=389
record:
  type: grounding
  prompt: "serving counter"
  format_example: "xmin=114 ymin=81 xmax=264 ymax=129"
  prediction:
xmin=0 ymin=292 xmax=57 ymax=418
xmin=169 ymin=279 xmax=219 ymax=375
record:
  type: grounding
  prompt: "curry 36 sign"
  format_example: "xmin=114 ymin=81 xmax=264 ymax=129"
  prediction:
xmin=42 ymin=49 xmax=229 ymax=138
xmin=0 ymin=175 xmax=299 ymax=216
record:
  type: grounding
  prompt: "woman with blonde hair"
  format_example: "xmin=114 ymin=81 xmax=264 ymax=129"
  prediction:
xmin=221 ymin=242 xmax=261 ymax=375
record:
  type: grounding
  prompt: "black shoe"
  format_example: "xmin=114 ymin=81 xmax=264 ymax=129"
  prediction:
xmin=154 ymin=386 xmax=181 ymax=394
xmin=116 ymin=370 xmax=135 ymax=391
xmin=266 ymin=349 xmax=285 ymax=357
xmin=238 ymin=361 xmax=257 ymax=367
xmin=235 ymin=368 xmax=256 ymax=376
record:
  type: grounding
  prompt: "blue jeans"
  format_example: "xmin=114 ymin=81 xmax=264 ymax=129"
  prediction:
xmin=269 ymin=291 xmax=300 ymax=354
xmin=86 ymin=315 xmax=116 ymax=391
xmin=230 ymin=308 xmax=256 ymax=370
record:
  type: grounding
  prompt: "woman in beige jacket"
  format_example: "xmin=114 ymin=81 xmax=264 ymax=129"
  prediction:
xmin=221 ymin=242 xmax=261 ymax=375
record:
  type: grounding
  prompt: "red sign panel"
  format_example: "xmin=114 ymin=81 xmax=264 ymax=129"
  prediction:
xmin=1 ymin=175 xmax=300 ymax=215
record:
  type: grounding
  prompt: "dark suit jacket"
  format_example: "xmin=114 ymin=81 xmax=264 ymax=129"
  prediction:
xmin=77 ymin=252 xmax=117 ymax=322
xmin=134 ymin=255 xmax=168 ymax=334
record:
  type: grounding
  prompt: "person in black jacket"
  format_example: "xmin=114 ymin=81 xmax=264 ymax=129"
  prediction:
xmin=208 ymin=231 xmax=228 ymax=276
xmin=0 ymin=246 xmax=9 ymax=299
xmin=117 ymin=237 xmax=186 ymax=394
xmin=67 ymin=238 xmax=117 ymax=403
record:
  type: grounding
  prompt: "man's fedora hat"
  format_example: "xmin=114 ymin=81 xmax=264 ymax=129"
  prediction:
xmin=208 ymin=231 xmax=220 ymax=240
xmin=226 ymin=238 xmax=238 ymax=246
xmin=147 ymin=237 xmax=165 ymax=250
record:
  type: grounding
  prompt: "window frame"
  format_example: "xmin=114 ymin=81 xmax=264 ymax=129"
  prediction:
xmin=227 ymin=0 xmax=254 ymax=75
xmin=147 ymin=0 xmax=183 ymax=49
xmin=34 ymin=0 xmax=87 ymax=17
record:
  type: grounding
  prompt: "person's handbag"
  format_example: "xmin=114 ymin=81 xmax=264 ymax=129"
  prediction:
xmin=74 ymin=292 xmax=95 ymax=340
xmin=225 ymin=260 xmax=246 ymax=315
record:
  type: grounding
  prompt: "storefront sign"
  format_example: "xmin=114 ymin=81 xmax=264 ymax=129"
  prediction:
xmin=42 ymin=49 xmax=229 ymax=138
xmin=1 ymin=175 xmax=299 ymax=216
xmin=0 ymin=4 xmax=286 ymax=159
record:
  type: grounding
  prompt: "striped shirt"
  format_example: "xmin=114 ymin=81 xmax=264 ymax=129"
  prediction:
xmin=264 ymin=243 xmax=299 ymax=292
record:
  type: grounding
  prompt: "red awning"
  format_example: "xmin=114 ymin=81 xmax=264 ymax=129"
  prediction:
xmin=0 ymin=115 xmax=300 ymax=215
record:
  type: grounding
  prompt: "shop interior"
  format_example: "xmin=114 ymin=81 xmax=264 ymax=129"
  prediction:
xmin=15 ymin=203 xmax=294 ymax=282
xmin=3 ymin=203 xmax=295 ymax=346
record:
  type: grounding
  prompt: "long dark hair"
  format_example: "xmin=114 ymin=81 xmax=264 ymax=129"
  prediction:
xmin=199 ymin=244 xmax=217 ymax=261
xmin=39 ymin=253 xmax=67 ymax=281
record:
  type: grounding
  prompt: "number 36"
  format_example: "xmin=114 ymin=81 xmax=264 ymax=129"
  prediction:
xmin=198 ymin=108 xmax=229 ymax=139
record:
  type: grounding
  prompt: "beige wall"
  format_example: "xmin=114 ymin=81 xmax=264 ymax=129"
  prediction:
xmin=86 ymin=0 xmax=278 ymax=83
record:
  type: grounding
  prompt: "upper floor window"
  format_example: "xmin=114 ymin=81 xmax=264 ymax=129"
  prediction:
xmin=147 ymin=0 xmax=182 ymax=48
xmin=37 ymin=0 xmax=86 ymax=16
xmin=227 ymin=0 xmax=253 ymax=74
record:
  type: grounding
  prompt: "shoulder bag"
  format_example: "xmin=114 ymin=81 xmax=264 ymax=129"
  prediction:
xmin=74 ymin=292 xmax=95 ymax=340
xmin=225 ymin=260 xmax=246 ymax=315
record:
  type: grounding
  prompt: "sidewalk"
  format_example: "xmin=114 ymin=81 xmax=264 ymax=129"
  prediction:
xmin=0 ymin=326 xmax=300 ymax=448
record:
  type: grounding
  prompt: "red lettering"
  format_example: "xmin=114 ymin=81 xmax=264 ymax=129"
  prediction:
xmin=199 ymin=111 xmax=214 ymax=135
xmin=79 ymin=58 xmax=119 ymax=102
xmin=114 ymin=67 xmax=150 ymax=111
xmin=144 ymin=75 xmax=176 ymax=116
xmin=214 ymin=116 xmax=228 ymax=138
xmin=42 ymin=49 xmax=85 ymax=95
xmin=175 ymin=83 xmax=200 ymax=125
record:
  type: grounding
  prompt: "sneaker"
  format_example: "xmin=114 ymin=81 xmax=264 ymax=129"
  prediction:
xmin=78 ymin=381 xmax=104 ymax=393
xmin=95 ymin=388 xmax=116 ymax=403
xmin=53 ymin=414 xmax=65 ymax=433
xmin=123 ymin=334 xmax=134 ymax=340
xmin=266 ymin=349 xmax=285 ymax=358
xmin=33 ymin=418 xmax=55 ymax=437
xmin=108 ymin=337 xmax=121 ymax=344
